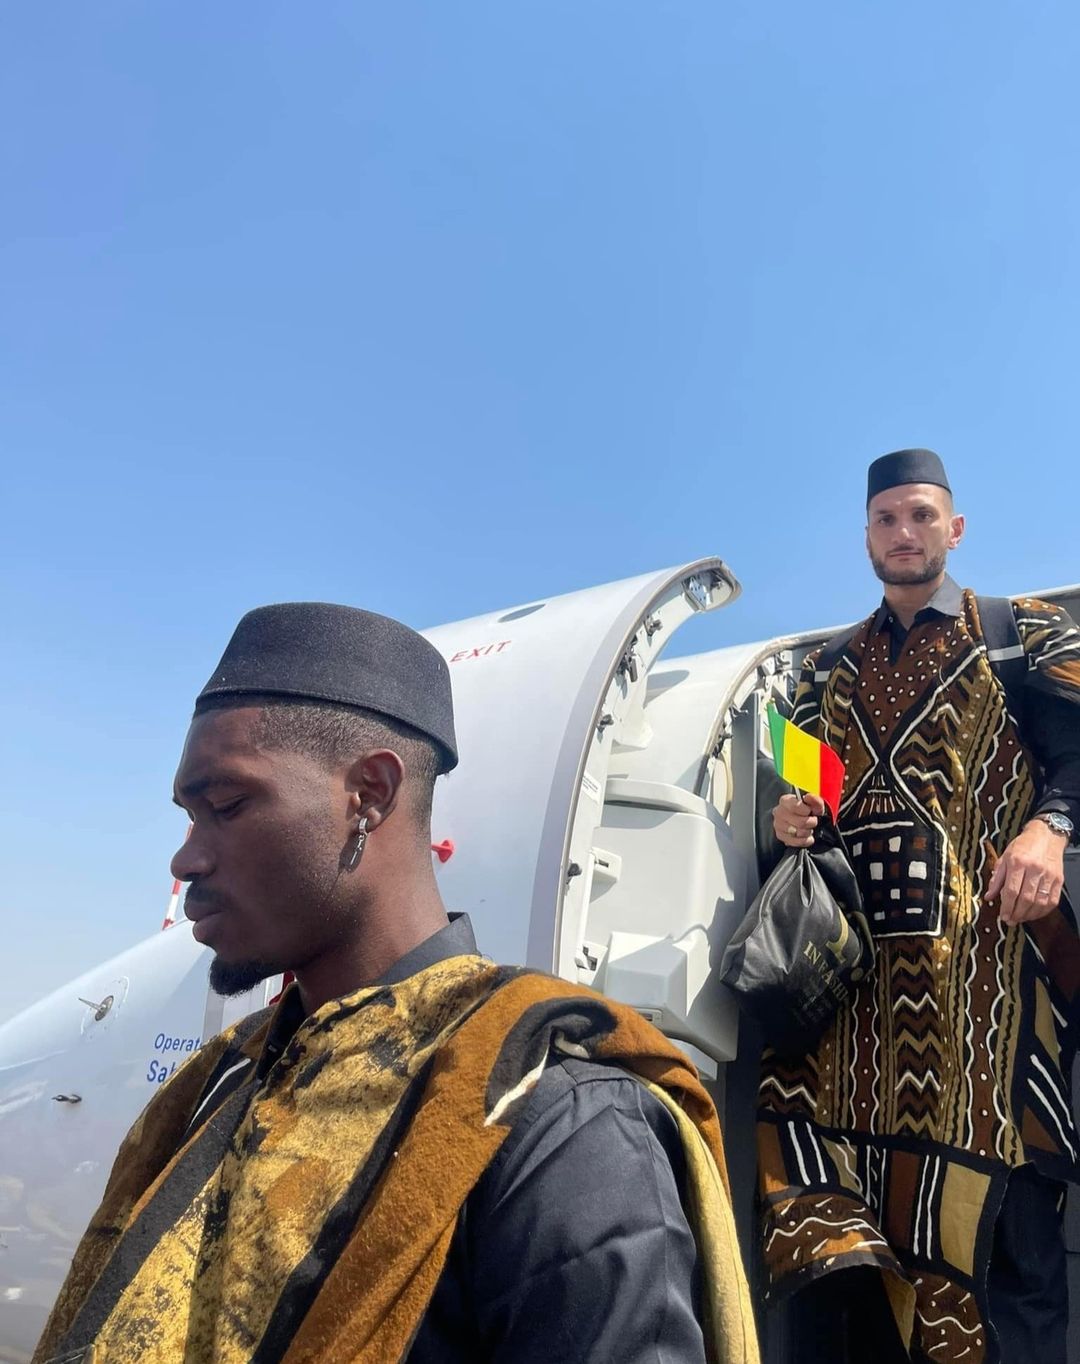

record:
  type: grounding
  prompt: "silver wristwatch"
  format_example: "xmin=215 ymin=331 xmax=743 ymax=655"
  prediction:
xmin=1033 ymin=811 xmax=1075 ymax=843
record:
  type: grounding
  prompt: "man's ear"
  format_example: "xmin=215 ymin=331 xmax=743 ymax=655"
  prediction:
xmin=947 ymin=512 xmax=965 ymax=551
xmin=345 ymin=749 xmax=405 ymax=831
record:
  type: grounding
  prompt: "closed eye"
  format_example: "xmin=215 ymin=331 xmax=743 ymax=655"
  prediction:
xmin=213 ymin=797 xmax=247 ymax=819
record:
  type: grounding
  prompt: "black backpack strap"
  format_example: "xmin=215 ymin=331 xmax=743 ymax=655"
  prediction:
xmin=975 ymin=594 xmax=1027 ymax=720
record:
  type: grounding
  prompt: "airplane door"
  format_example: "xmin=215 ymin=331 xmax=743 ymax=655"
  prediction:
xmin=422 ymin=559 xmax=739 ymax=975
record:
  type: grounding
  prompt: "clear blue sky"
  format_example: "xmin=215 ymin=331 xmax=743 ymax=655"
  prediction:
xmin=3 ymin=2 xmax=1078 ymax=1023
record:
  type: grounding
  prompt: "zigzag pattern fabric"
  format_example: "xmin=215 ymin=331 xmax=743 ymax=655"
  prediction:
xmin=758 ymin=594 xmax=1080 ymax=1362
xmin=36 ymin=958 xmax=759 ymax=1364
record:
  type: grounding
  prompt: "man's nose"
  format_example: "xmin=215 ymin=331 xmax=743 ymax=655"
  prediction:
xmin=171 ymin=824 xmax=212 ymax=881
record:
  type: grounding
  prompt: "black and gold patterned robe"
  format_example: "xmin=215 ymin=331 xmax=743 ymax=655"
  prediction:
xmin=37 ymin=950 xmax=760 ymax=1364
xmin=758 ymin=590 xmax=1080 ymax=1361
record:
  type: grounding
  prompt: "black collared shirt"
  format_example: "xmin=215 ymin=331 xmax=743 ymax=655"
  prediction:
xmin=871 ymin=574 xmax=966 ymax=663
xmin=380 ymin=910 xmax=481 ymax=983
xmin=411 ymin=1053 xmax=703 ymax=1362
xmin=870 ymin=576 xmax=1080 ymax=831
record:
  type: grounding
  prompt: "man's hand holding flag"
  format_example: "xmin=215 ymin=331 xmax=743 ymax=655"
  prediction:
xmin=766 ymin=703 xmax=846 ymax=848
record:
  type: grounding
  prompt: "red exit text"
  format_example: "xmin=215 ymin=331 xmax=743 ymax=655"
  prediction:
xmin=450 ymin=641 xmax=512 ymax=662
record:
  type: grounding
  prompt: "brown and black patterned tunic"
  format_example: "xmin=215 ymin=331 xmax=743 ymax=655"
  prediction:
xmin=757 ymin=586 xmax=1080 ymax=1361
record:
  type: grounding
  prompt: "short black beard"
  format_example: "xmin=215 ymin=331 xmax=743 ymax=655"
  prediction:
xmin=209 ymin=957 xmax=277 ymax=997
xmin=870 ymin=549 xmax=946 ymax=587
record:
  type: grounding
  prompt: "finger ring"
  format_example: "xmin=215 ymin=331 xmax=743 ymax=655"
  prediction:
xmin=788 ymin=826 xmax=798 ymax=837
xmin=1037 ymin=887 xmax=1051 ymax=899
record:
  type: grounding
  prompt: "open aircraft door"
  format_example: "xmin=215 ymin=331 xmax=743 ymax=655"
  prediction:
xmin=424 ymin=556 xmax=746 ymax=1068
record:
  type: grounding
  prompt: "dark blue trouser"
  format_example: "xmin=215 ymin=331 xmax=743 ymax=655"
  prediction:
xmin=986 ymin=1163 xmax=1068 ymax=1363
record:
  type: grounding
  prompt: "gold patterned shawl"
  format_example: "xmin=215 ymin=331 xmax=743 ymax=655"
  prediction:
xmin=36 ymin=956 xmax=759 ymax=1364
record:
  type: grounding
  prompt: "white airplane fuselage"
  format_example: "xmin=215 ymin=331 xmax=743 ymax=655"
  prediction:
xmin=2 ymin=561 xmax=1078 ymax=1363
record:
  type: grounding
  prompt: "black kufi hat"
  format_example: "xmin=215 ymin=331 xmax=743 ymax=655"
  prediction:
xmin=195 ymin=602 xmax=458 ymax=773
xmin=867 ymin=448 xmax=951 ymax=506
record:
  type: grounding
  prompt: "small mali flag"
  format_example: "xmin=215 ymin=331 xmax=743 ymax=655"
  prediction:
xmin=766 ymin=703 xmax=845 ymax=821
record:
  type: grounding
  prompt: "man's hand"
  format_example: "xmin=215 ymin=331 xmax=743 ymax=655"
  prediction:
xmin=773 ymin=792 xmax=826 ymax=848
xmin=986 ymin=821 xmax=1068 ymax=925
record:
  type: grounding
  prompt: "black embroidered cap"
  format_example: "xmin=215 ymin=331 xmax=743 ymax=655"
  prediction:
xmin=195 ymin=602 xmax=458 ymax=773
xmin=867 ymin=449 xmax=951 ymax=506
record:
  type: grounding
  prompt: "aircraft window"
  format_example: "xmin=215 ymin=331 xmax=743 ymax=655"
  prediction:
xmin=498 ymin=603 xmax=545 ymax=623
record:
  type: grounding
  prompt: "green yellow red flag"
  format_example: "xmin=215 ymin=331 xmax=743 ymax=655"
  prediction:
xmin=766 ymin=703 xmax=845 ymax=821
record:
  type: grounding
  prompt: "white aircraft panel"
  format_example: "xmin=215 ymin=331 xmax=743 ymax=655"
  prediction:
xmin=0 ymin=924 xmax=211 ymax=1360
xmin=421 ymin=560 xmax=738 ymax=970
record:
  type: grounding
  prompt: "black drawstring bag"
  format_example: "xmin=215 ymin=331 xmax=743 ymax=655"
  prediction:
xmin=719 ymin=833 xmax=873 ymax=1055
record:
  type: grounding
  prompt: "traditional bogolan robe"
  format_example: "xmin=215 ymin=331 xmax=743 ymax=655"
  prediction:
xmin=36 ymin=938 xmax=759 ymax=1364
xmin=757 ymin=589 xmax=1080 ymax=1361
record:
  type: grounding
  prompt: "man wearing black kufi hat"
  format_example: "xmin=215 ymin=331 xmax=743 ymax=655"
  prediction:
xmin=35 ymin=604 xmax=759 ymax=1364
xmin=760 ymin=452 xmax=1080 ymax=1361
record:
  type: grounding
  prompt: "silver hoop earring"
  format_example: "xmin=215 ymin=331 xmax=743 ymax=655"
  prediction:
xmin=346 ymin=816 xmax=368 ymax=871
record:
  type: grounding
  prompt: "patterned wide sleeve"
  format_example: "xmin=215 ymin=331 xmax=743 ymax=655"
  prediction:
xmin=789 ymin=645 xmax=825 ymax=736
xmin=1014 ymin=598 xmax=1080 ymax=829
xmin=1014 ymin=597 xmax=1080 ymax=705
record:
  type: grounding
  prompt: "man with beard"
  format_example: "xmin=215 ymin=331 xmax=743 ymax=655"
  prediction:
xmin=760 ymin=450 xmax=1080 ymax=1362
xmin=34 ymin=602 xmax=759 ymax=1364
